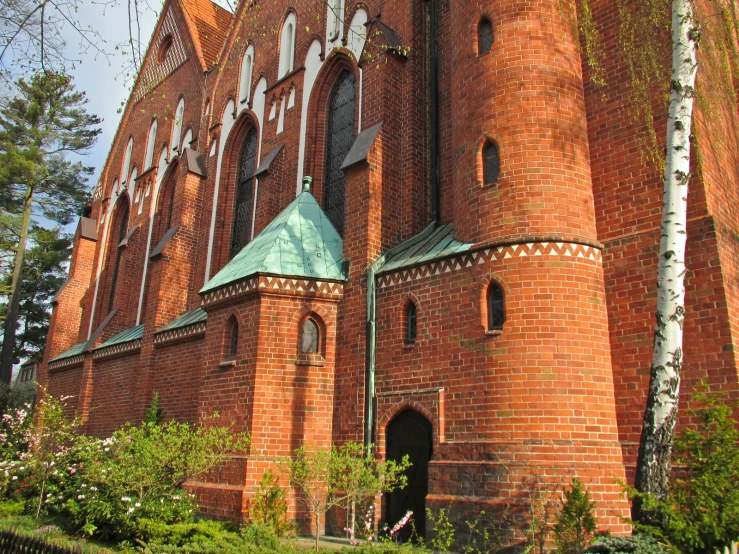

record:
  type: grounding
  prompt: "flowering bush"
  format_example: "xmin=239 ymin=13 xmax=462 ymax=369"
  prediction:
xmin=63 ymin=418 xmax=250 ymax=542
xmin=0 ymin=392 xmax=250 ymax=546
xmin=0 ymin=392 xmax=80 ymax=518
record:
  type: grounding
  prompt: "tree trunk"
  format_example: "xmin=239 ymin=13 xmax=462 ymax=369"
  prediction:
xmin=0 ymin=188 xmax=33 ymax=385
xmin=633 ymin=0 xmax=698 ymax=524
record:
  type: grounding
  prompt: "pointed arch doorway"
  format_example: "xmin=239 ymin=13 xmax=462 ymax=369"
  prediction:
xmin=385 ymin=409 xmax=432 ymax=541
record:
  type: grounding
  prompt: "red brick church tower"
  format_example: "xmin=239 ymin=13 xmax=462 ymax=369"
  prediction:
xmin=38 ymin=0 xmax=739 ymax=542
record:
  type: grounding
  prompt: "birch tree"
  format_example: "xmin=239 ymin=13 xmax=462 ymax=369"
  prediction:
xmin=573 ymin=0 xmax=714 ymax=522
xmin=632 ymin=0 xmax=699 ymax=520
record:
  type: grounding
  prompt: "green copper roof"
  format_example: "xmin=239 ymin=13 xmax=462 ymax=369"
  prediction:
xmin=94 ymin=324 xmax=144 ymax=350
xmin=201 ymin=189 xmax=345 ymax=293
xmin=50 ymin=341 xmax=87 ymax=362
xmin=156 ymin=307 xmax=207 ymax=333
xmin=377 ymin=223 xmax=472 ymax=275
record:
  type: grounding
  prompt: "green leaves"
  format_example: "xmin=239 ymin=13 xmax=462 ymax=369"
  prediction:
xmin=553 ymin=478 xmax=598 ymax=554
xmin=0 ymin=70 xmax=101 ymax=226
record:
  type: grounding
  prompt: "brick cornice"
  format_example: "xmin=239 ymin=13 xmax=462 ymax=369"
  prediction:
xmin=378 ymin=240 xmax=603 ymax=289
xmin=154 ymin=322 xmax=207 ymax=346
xmin=200 ymin=275 xmax=344 ymax=308
xmin=92 ymin=340 xmax=142 ymax=360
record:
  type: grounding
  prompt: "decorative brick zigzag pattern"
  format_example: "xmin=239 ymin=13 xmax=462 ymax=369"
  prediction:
xmin=92 ymin=339 xmax=142 ymax=360
xmin=378 ymin=241 xmax=601 ymax=288
xmin=201 ymin=276 xmax=343 ymax=306
xmin=48 ymin=355 xmax=85 ymax=371
xmin=154 ymin=322 xmax=207 ymax=345
xmin=134 ymin=9 xmax=188 ymax=103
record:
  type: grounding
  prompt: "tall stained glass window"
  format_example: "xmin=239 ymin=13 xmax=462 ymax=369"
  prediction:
xmin=230 ymin=127 xmax=258 ymax=258
xmin=108 ymin=198 xmax=130 ymax=313
xmin=323 ymin=70 xmax=356 ymax=237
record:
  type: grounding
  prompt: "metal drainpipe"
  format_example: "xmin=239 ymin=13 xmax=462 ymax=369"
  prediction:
xmin=429 ymin=0 xmax=440 ymax=224
xmin=363 ymin=258 xmax=383 ymax=451
xmin=363 ymin=0 xmax=440 ymax=452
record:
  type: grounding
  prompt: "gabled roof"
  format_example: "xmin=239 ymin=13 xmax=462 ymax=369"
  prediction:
xmin=377 ymin=223 xmax=472 ymax=275
xmin=200 ymin=188 xmax=345 ymax=294
xmin=180 ymin=0 xmax=233 ymax=69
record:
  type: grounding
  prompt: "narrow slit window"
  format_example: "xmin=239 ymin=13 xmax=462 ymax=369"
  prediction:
xmin=406 ymin=303 xmax=417 ymax=344
xmin=229 ymin=322 xmax=238 ymax=358
xmin=300 ymin=319 xmax=319 ymax=353
xmin=487 ymin=282 xmax=505 ymax=331
xmin=478 ymin=19 xmax=493 ymax=55
xmin=483 ymin=141 xmax=500 ymax=184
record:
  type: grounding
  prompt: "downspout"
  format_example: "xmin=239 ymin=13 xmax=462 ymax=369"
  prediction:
xmin=429 ymin=0 xmax=440 ymax=224
xmin=364 ymin=254 xmax=388 ymax=451
xmin=363 ymin=0 xmax=440 ymax=451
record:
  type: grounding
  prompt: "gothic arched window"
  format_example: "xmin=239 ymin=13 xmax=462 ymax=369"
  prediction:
xmin=406 ymin=302 xmax=417 ymax=344
xmin=230 ymin=127 xmax=258 ymax=258
xmin=483 ymin=141 xmax=500 ymax=184
xmin=300 ymin=319 xmax=319 ymax=353
xmin=487 ymin=282 xmax=505 ymax=331
xmin=323 ymin=70 xmax=356 ymax=237
xmin=108 ymin=198 xmax=130 ymax=313
xmin=478 ymin=18 xmax=493 ymax=55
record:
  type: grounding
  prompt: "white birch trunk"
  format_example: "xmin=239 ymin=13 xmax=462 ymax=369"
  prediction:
xmin=634 ymin=0 xmax=699 ymax=518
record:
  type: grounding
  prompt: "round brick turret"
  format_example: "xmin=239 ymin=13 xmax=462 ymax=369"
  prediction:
xmin=450 ymin=0 xmax=597 ymax=245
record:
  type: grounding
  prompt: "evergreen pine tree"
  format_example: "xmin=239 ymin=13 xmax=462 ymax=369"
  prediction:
xmin=553 ymin=478 xmax=598 ymax=554
xmin=0 ymin=70 xmax=101 ymax=384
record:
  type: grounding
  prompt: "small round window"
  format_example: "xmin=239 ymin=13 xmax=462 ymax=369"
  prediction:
xmin=158 ymin=35 xmax=173 ymax=63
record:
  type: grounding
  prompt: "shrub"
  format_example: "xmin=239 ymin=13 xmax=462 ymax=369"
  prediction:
xmin=624 ymin=389 xmax=739 ymax=554
xmin=64 ymin=419 xmax=249 ymax=541
xmin=249 ymin=470 xmax=293 ymax=537
xmin=0 ymin=393 xmax=80 ymax=516
xmin=136 ymin=518 xmax=238 ymax=546
xmin=585 ymin=534 xmax=674 ymax=554
xmin=553 ymin=478 xmax=598 ymax=554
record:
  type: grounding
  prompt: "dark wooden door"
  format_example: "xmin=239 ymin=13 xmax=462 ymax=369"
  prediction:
xmin=385 ymin=410 xmax=432 ymax=541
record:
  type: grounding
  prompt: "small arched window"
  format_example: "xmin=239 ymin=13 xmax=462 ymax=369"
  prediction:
xmin=121 ymin=138 xmax=133 ymax=186
xmin=230 ymin=127 xmax=258 ymax=258
xmin=405 ymin=302 xmax=417 ymax=344
xmin=171 ymin=98 xmax=185 ymax=154
xmin=239 ymin=46 xmax=254 ymax=103
xmin=483 ymin=141 xmax=500 ymax=185
xmin=145 ymin=120 xmax=158 ymax=169
xmin=487 ymin=282 xmax=505 ymax=331
xmin=478 ymin=18 xmax=493 ymax=55
xmin=108 ymin=197 xmax=130 ymax=313
xmin=279 ymin=14 xmax=296 ymax=78
xmin=158 ymin=34 xmax=173 ymax=63
xmin=323 ymin=69 xmax=356 ymax=237
xmin=300 ymin=319 xmax=319 ymax=353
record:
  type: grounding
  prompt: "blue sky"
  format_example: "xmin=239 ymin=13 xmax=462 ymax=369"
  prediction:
xmin=65 ymin=0 xmax=231 ymax=190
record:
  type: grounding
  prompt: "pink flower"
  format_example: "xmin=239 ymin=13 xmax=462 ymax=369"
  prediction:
xmin=390 ymin=511 xmax=413 ymax=536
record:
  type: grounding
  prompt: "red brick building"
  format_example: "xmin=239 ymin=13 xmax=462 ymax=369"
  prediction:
xmin=39 ymin=0 xmax=739 ymax=540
